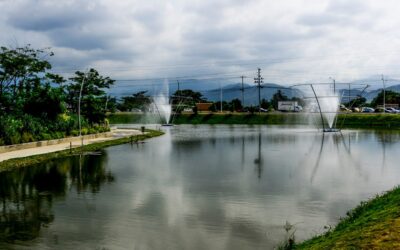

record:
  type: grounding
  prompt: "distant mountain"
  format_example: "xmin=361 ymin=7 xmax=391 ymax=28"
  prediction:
xmin=107 ymin=78 xmax=238 ymax=99
xmin=202 ymin=83 xmax=302 ymax=105
xmin=106 ymin=76 xmax=400 ymax=104
xmin=337 ymin=84 xmax=400 ymax=102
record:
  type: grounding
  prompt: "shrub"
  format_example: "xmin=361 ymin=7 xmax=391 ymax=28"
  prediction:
xmin=21 ymin=132 xmax=35 ymax=143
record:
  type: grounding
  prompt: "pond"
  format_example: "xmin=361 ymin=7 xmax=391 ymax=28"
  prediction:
xmin=1 ymin=125 xmax=399 ymax=249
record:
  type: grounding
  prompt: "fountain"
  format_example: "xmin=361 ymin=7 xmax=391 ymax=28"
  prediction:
xmin=152 ymin=79 xmax=173 ymax=126
xmin=292 ymin=83 xmax=340 ymax=133
xmin=310 ymin=84 xmax=340 ymax=133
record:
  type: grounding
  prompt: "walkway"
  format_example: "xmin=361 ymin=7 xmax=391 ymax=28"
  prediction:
xmin=0 ymin=129 xmax=142 ymax=163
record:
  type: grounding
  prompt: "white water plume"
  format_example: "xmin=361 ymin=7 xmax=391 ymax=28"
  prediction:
xmin=312 ymin=84 xmax=339 ymax=129
xmin=152 ymin=79 xmax=172 ymax=124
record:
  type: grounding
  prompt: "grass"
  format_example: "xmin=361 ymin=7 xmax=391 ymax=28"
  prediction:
xmin=108 ymin=112 xmax=400 ymax=129
xmin=295 ymin=186 xmax=400 ymax=249
xmin=0 ymin=129 xmax=164 ymax=172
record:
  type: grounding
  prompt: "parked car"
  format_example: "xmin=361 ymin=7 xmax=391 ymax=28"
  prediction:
xmin=294 ymin=105 xmax=303 ymax=112
xmin=361 ymin=107 xmax=375 ymax=113
xmin=386 ymin=108 xmax=400 ymax=113
xmin=259 ymin=108 xmax=268 ymax=112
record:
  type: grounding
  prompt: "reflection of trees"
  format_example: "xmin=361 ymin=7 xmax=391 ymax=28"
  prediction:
xmin=0 ymin=152 xmax=114 ymax=242
xmin=69 ymin=153 xmax=114 ymax=193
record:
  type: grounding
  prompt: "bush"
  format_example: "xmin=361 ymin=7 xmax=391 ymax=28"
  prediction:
xmin=21 ymin=132 xmax=35 ymax=143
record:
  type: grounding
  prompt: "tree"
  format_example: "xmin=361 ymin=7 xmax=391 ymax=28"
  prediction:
xmin=260 ymin=98 xmax=270 ymax=109
xmin=371 ymin=90 xmax=400 ymax=108
xmin=230 ymin=98 xmax=243 ymax=111
xmin=172 ymin=89 xmax=206 ymax=106
xmin=67 ymin=68 xmax=114 ymax=124
xmin=117 ymin=91 xmax=151 ymax=111
xmin=0 ymin=45 xmax=55 ymax=115
xmin=271 ymin=90 xmax=288 ymax=109
xmin=343 ymin=97 xmax=366 ymax=108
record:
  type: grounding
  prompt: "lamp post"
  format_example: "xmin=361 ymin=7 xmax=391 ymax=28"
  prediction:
xmin=78 ymin=71 xmax=89 ymax=139
xmin=381 ymin=75 xmax=386 ymax=113
xmin=329 ymin=77 xmax=336 ymax=94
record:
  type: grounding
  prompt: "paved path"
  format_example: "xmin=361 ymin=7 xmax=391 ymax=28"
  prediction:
xmin=0 ymin=129 xmax=142 ymax=163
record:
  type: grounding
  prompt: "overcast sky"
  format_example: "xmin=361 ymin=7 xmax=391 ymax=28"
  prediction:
xmin=1 ymin=0 xmax=400 ymax=85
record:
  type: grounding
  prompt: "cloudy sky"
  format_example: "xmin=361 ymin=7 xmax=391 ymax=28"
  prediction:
xmin=1 ymin=0 xmax=400 ymax=85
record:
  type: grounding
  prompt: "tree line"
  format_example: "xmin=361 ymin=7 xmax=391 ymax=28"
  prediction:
xmin=0 ymin=45 xmax=112 ymax=145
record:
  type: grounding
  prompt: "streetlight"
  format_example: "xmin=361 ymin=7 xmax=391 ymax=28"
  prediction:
xmin=78 ymin=70 xmax=89 ymax=139
xmin=329 ymin=77 xmax=336 ymax=93
xmin=381 ymin=75 xmax=386 ymax=113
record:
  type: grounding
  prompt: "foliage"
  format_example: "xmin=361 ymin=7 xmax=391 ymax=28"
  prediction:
xmin=172 ymin=89 xmax=206 ymax=106
xmin=271 ymin=90 xmax=289 ymax=109
xmin=0 ymin=45 xmax=114 ymax=145
xmin=67 ymin=68 xmax=114 ymax=124
xmin=342 ymin=97 xmax=366 ymax=108
xmin=116 ymin=91 xmax=151 ymax=111
xmin=371 ymin=90 xmax=400 ymax=107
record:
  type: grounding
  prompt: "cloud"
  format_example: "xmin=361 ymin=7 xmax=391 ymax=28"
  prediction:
xmin=1 ymin=0 xmax=400 ymax=84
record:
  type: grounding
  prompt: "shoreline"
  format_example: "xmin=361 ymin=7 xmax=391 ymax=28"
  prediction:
xmin=0 ymin=129 xmax=164 ymax=172
xmin=295 ymin=186 xmax=400 ymax=249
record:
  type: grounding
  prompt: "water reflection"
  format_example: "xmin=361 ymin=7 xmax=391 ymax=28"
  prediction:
xmin=0 ymin=152 xmax=114 ymax=243
xmin=1 ymin=125 xmax=400 ymax=249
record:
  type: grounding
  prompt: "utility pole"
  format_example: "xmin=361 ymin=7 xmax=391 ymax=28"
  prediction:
xmin=177 ymin=80 xmax=180 ymax=92
xmin=254 ymin=68 xmax=263 ymax=113
xmin=348 ymin=83 xmax=351 ymax=107
xmin=333 ymin=78 xmax=336 ymax=93
xmin=220 ymin=83 xmax=223 ymax=112
xmin=240 ymin=76 xmax=246 ymax=107
xmin=381 ymin=74 xmax=386 ymax=112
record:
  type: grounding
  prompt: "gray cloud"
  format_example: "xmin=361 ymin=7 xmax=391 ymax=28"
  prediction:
xmin=1 ymin=0 xmax=400 ymax=83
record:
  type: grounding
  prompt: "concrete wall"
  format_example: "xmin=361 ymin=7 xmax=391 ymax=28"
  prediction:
xmin=0 ymin=132 xmax=113 ymax=154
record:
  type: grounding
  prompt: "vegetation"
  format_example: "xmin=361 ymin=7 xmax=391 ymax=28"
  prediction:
xmin=371 ymin=90 xmax=400 ymax=108
xmin=296 ymin=186 xmax=400 ymax=249
xmin=116 ymin=91 xmax=151 ymax=112
xmin=107 ymin=112 xmax=400 ymax=129
xmin=0 ymin=129 xmax=164 ymax=172
xmin=0 ymin=45 xmax=113 ymax=145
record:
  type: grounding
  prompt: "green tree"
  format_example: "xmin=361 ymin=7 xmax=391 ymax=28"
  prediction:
xmin=260 ymin=98 xmax=270 ymax=109
xmin=0 ymin=45 xmax=55 ymax=115
xmin=230 ymin=98 xmax=243 ymax=111
xmin=172 ymin=89 xmax=206 ymax=106
xmin=117 ymin=91 xmax=151 ymax=111
xmin=343 ymin=97 xmax=366 ymax=108
xmin=371 ymin=90 xmax=400 ymax=108
xmin=67 ymin=69 xmax=114 ymax=124
xmin=271 ymin=90 xmax=288 ymax=109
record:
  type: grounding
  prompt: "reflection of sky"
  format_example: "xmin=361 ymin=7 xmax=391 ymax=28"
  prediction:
xmin=17 ymin=125 xmax=400 ymax=249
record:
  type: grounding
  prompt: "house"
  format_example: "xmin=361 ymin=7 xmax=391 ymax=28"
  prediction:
xmin=196 ymin=103 xmax=213 ymax=112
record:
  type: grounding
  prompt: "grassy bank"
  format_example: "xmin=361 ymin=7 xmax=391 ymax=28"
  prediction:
xmin=0 ymin=129 xmax=164 ymax=172
xmin=295 ymin=186 xmax=400 ymax=249
xmin=108 ymin=112 xmax=400 ymax=129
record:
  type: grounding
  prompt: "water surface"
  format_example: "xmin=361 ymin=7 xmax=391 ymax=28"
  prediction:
xmin=1 ymin=125 xmax=399 ymax=249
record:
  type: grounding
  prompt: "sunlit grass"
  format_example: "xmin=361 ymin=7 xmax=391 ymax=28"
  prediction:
xmin=296 ymin=186 xmax=400 ymax=249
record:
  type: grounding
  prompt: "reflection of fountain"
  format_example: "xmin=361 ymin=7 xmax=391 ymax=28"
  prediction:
xmin=152 ymin=79 xmax=172 ymax=126
xmin=308 ymin=132 xmax=366 ymax=183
